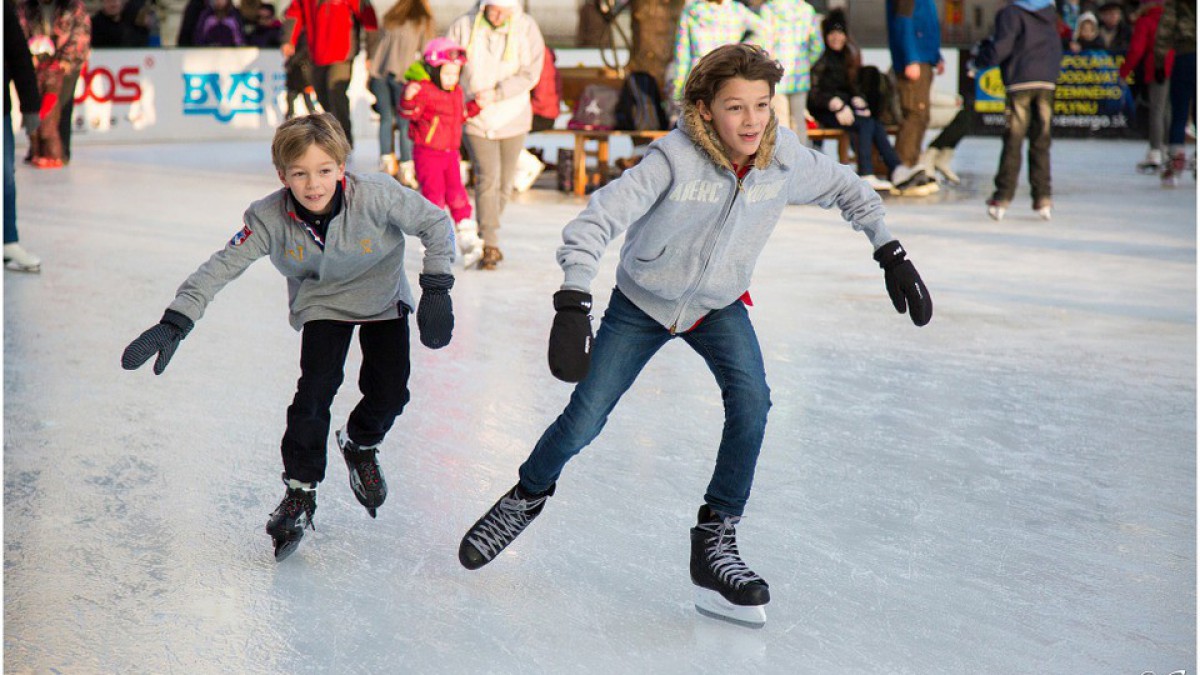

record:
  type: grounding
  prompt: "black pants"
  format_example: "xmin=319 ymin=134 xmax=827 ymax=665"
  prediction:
xmin=281 ymin=317 xmax=411 ymax=484
xmin=313 ymin=59 xmax=354 ymax=146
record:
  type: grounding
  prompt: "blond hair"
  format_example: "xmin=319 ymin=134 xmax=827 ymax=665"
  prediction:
xmin=271 ymin=113 xmax=351 ymax=171
xmin=682 ymin=43 xmax=784 ymax=106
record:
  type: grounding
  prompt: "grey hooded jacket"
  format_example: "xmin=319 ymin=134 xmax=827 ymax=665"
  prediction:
xmin=168 ymin=172 xmax=455 ymax=331
xmin=557 ymin=104 xmax=893 ymax=332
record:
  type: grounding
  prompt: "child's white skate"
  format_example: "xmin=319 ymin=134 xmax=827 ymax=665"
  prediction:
xmin=456 ymin=219 xmax=484 ymax=269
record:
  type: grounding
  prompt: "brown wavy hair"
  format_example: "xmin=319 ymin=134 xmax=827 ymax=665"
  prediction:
xmin=681 ymin=43 xmax=784 ymax=106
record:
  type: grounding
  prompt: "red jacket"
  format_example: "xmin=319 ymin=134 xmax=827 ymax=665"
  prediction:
xmin=1119 ymin=4 xmax=1174 ymax=83
xmin=530 ymin=46 xmax=561 ymax=120
xmin=399 ymin=80 xmax=481 ymax=152
xmin=284 ymin=0 xmax=376 ymax=67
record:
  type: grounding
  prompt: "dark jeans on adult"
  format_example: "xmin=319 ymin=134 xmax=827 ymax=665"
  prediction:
xmin=464 ymin=133 xmax=525 ymax=248
xmin=4 ymin=114 xmax=17 ymax=244
xmin=991 ymin=88 xmax=1054 ymax=206
xmin=1168 ymin=51 xmax=1196 ymax=146
xmin=894 ymin=62 xmax=933 ymax=166
xmin=59 ymin=69 xmax=78 ymax=162
xmin=369 ymin=74 xmax=412 ymax=161
xmin=313 ymin=59 xmax=354 ymax=146
xmin=281 ymin=317 xmax=411 ymax=484
xmin=518 ymin=288 xmax=773 ymax=517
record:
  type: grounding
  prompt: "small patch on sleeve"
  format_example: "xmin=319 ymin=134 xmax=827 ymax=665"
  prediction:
xmin=230 ymin=225 xmax=253 ymax=247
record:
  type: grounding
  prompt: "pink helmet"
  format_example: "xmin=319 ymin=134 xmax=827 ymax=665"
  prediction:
xmin=423 ymin=38 xmax=467 ymax=67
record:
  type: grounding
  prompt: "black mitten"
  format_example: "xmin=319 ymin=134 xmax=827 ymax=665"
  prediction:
xmin=121 ymin=309 xmax=194 ymax=375
xmin=548 ymin=290 xmax=594 ymax=383
xmin=417 ymin=273 xmax=454 ymax=349
xmin=873 ymin=240 xmax=932 ymax=327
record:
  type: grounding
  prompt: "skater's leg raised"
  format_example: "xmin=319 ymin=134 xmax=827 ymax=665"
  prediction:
xmin=459 ymin=289 xmax=670 ymax=570
xmin=518 ymin=288 xmax=672 ymax=493
xmin=679 ymin=300 xmax=771 ymax=517
xmin=281 ymin=320 xmax=355 ymax=484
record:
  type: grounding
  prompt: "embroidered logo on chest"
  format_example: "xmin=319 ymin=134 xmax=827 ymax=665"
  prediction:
xmin=743 ymin=180 xmax=784 ymax=204
xmin=667 ymin=180 xmax=725 ymax=204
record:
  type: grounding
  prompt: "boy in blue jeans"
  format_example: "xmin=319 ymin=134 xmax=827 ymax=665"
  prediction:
xmin=458 ymin=44 xmax=932 ymax=627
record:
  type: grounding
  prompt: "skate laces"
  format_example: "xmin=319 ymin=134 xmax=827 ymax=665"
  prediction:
xmin=467 ymin=490 xmax=547 ymax=559
xmin=279 ymin=489 xmax=316 ymax=530
xmin=698 ymin=517 xmax=763 ymax=588
xmin=346 ymin=448 xmax=382 ymax=490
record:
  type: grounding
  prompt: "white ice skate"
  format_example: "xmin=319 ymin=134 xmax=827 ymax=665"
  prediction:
xmin=986 ymin=200 xmax=1007 ymax=221
xmin=513 ymin=148 xmax=546 ymax=193
xmin=862 ymin=174 xmax=894 ymax=192
xmin=379 ymin=153 xmax=398 ymax=177
xmin=398 ymin=160 xmax=418 ymax=189
xmin=4 ymin=243 xmax=41 ymax=273
xmin=455 ymin=219 xmax=484 ymax=269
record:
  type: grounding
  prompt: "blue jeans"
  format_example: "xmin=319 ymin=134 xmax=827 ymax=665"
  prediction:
xmin=1168 ymin=51 xmax=1196 ymax=146
xmin=852 ymin=114 xmax=901 ymax=177
xmin=4 ymin=115 xmax=17 ymax=244
xmin=369 ymin=75 xmax=412 ymax=162
xmin=519 ymin=288 xmax=772 ymax=516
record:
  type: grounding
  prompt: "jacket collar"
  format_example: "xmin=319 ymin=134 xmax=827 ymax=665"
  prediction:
xmin=679 ymin=100 xmax=779 ymax=174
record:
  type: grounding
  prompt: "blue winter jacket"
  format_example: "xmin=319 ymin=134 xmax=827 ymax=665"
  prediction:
xmin=974 ymin=3 xmax=1063 ymax=91
xmin=557 ymin=104 xmax=893 ymax=333
xmin=887 ymin=0 xmax=942 ymax=69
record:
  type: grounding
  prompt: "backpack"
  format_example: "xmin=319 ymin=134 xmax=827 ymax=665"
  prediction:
xmin=615 ymin=71 xmax=668 ymax=131
xmin=567 ymin=84 xmax=620 ymax=131
xmin=857 ymin=65 xmax=902 ymax=127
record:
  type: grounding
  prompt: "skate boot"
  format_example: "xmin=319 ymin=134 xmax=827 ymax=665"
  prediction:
xmin=458 ymin=482 xmax=555 ymax=570
xmin=398 ymin=160 xmax=418 ymax=189
xmin=337 ymin=428 xmax=387 ymax=518
xmin=986 ymin=199 xmax=1008 ymax=221
xmin=890 ymin=163 xmax=928 ymax=191
xmin=478 ymin=245 xmax=503 ymax=271
xmin=3 ymin=243 xmax=41 ymax=273
xmin=1033 ymin=198 xmax=1052 ymax=221
xmin=1162 ymin=150 xmax=1187 ymax=188
xmin=379 ymin=153 xmax=399 ymax=177
xmin=690 ymin=505 xmax=770 ymax=628
xmin=266 ymin=473 xmax=317 ymax=562
xmin=1137 ymin=148 xmax=1164 ymax=175
xmin=932 ymin=147 xmax=960 ymax=185
xmin=455 ymin=219 xmax=485 ymax=269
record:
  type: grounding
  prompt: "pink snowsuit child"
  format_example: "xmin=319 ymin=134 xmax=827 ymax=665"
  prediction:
xmin=399 ymin=37 xmax=484 ymax=267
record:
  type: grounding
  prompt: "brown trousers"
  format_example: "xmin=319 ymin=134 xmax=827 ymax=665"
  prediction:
xmin=894 ymin=63 xmax=933 ymax=167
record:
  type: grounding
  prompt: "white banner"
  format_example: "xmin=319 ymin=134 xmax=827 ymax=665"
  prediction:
xmin=14 ymin=47 xmax=375 ymax=145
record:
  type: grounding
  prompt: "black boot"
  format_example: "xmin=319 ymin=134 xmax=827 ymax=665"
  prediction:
xmin=265 ymin=473 xmax=317 ymax=562
xmin=690 ymin=505 xmax=770 ymax=627
xmin=337 ymin=428 xmax=387 ymax=518
xmin=458 ymin=482 xmax=555 ymax=570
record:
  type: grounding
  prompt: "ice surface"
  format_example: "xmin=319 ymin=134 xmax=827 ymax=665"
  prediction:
xmin=4 ymin=136 xmax=1195 ymax=674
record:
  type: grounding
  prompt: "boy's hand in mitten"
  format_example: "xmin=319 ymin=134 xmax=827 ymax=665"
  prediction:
xmin=873 ymin=241 xmax=932 ymax=327
xmin=417 ymin=273 xmax=454 ymax=349
xmin=121 ymin=309 xmax=194 ymax=374
xmin=547 ymin=290 xmax=593 ymax=383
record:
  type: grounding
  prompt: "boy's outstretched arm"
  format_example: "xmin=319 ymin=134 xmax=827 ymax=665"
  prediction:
xmin=122 ymin=212 xmax=272 ymax=374
xmin=790 ymin=148 xmax=932 ymax=327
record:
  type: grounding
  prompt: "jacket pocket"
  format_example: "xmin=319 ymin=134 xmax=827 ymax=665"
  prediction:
xmin=624 ymin=245 xmax=691 ymax=300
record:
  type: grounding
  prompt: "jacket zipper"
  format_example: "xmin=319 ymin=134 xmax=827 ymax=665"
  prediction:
xmin=425 ymin=116 xmax=439 ymax=144
xmin=668 ymin=170 xmax=745 ymax=334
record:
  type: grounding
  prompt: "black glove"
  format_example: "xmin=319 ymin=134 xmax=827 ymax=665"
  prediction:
xmin=417 ymin=273 xmax=454 ymax=349
xmin=121 ymin=309 xmax=194 ymax=375
xmin=548 ymin=290 xmax=594 ymax=383
xmin=873 ymin=241 xmax=932 ymax=327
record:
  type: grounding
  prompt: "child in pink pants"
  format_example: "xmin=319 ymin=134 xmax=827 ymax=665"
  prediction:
xmin=400 ymin=37 xmax=486 ymax=267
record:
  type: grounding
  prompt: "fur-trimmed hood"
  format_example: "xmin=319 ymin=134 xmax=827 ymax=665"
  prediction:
xmin=679 ymin=100 xmax=779 ymax=173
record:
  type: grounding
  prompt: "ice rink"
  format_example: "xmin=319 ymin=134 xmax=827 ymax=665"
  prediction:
xmin=4 ymin=135 xmax=1196 ymax=673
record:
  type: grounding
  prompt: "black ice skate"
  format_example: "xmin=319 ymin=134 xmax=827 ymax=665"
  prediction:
xmin=458 ymin=482 xmax=555 ymax=570
xmin=690 ymin=505 xmax=770 ymax=628
xmin=265 ymin=473 xmax=317 ymax=562
xmin=337 ymin=428 xmax=387 ymax=518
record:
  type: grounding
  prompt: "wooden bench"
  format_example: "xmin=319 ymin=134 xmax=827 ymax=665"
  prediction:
xmin=533 ymin=128 xmax=670 ymax=196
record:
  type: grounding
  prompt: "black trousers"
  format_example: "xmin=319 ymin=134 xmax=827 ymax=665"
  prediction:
xmin=313 ymin=59 xmax=354 ymax=146
xmin=281 ymin=317 xmax=411 ymax=484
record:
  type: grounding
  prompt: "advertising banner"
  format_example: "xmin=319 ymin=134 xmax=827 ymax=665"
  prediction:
xmin=973 ymin=50 xmax=1136 ymax=137
xmin=14 ymin=47 xmax=372 ymax=145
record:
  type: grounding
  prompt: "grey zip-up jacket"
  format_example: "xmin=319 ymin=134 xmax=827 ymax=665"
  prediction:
xmin=168 ymin=172 xmax=455 ymax=331
xmin=558 ymin=103 xmax=893 ymax=332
